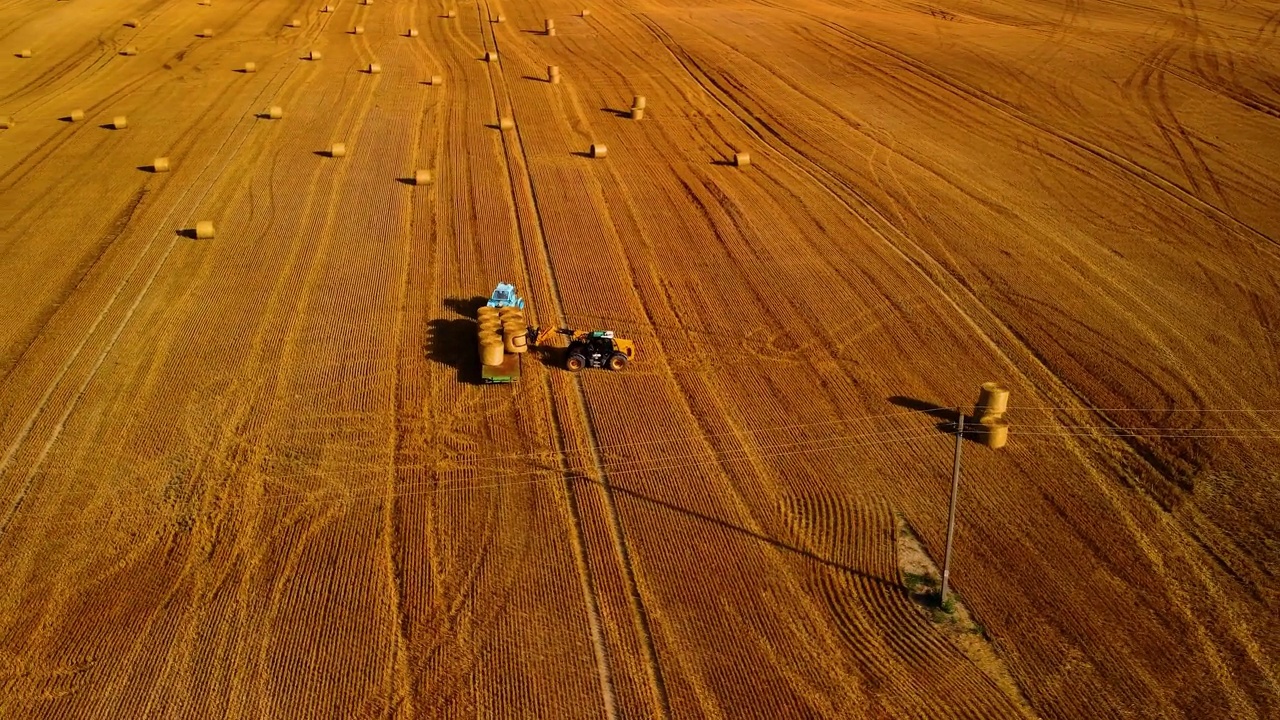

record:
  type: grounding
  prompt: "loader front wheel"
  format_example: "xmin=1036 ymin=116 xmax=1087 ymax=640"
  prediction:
xmin=607 ymin=353 xmax=628 ymax=371
xmin=566 ymin=354 xmax=586 ymax=372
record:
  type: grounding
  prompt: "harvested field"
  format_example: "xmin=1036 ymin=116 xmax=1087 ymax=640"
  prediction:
xmin=0 ymin=0 xmax=1277 ymax=717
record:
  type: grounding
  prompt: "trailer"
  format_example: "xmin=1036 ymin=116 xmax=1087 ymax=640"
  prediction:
xmin=481 ymin=351 xmax=521 ymax=384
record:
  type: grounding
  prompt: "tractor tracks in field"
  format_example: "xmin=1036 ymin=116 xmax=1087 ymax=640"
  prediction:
xmin=0 ymin=22 xmax=330 ymax=536
xmin=476 ymin=3 xmax=668 ymax=717
xmin=640 ymin=15 xmax=1276 ymax=708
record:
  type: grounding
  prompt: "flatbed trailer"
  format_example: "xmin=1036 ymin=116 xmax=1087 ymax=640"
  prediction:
xmin=481 ymin=352 xmax=521 ymax=384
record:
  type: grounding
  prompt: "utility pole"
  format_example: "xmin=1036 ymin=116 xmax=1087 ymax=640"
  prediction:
xmin=940 ymin=408 xmax=964 ymax=606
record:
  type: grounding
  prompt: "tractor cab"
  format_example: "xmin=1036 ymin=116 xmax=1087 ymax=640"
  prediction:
xmin=486 ymin=282 xmax=525 ymax=310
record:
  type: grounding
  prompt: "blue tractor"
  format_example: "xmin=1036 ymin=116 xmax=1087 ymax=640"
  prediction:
xmin=486 ymin=282 xmax=525 ymax=310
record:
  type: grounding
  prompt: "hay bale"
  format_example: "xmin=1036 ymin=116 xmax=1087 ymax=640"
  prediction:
xmin=111 ymin=116 xmax=128 ymax=129
xmin=548 ymin=65 xmax=561 ymax=83
xmin=367 ymin=62 xmax=381 ymax=74
xmin=0 ymin=117 xmax=13 ymax=130
xmin=545 ymin=19 xmax=555 ymax=30
xmin=498 ymin=117 xmax=514 ymax=130
xmin=125 ymin=19 xmax=140 ymax=28
xmin=68 ymin=109 xmax=85 ymax=122
xmin=590 ymin=143 xmax=607 ymax=158
xmin=581 ymin=9 xmax=591 ymax=16
xmin=152 ymin=157 xmax=170 ymax=172
xmin=413 ymin=170 xmax=433 ymax=185
xmin=195 ymin=221 xmax=215 ymax=239
xmin=352 ymin=25 xmax=364 ymax=35
xmin=547 ymin=28 xmax=556 ymax=36
xmin=980 ymin=416 xmax=1010 ymax=449
xmin=329 ymin=143 xmax=347 ymax=157
xmin=446 ymin=9 xmax=457 ymax=17
xmin=267 ymin=106 xmax=283 ymax=119
xmin=733 ymin=152 xmax=751 ymax=167
xmin=321 ymin=5 xmax=334 ymax=11
xmin=504 ymin=327 xmax=529 ymax=353
xmin=361 ymin=0 xmax=373 ymax=5
xmin=633 ymin=95 xmax=646 ymax=110
xmin=408 ymin=28 xmax=419 ymax=37
xmin=630 ymin=107 xmax=644 ymax=120
xmin=289 ymin=19 xmax=301 ymax=27
xmin=480 ymin=339 xmax=505 ymax=366
xmin=477 ymin=306 xmax=500 ymax=321
xmin=201 ymin=28 xmax=214 ymax=38
xmin=498 ymin=306 xmax=523 ymax=320
xmin=976 ymin=381 xmax=1010 ymax=419
xmin=479 ymin=318 xmax=502 ymax=334
xmin=484 ymin=51 xmax=497 ymax=62
xmin=494 ymin=14 xmax=506 ymax=23
xmin=429 ymin=74 xmax=443 ymax=85
xmin=243 ymin=61 xmax=257 ymax=73
xmin=309 ymin=50 xmax=322 ymax=60
xmin=18 ymin=50 xmax=33 ymax=58
xmin=120 ymin=47 xmax=138 ymax=56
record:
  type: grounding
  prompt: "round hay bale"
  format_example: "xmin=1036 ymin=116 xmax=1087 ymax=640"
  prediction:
xmin=479 ymin=319 xmax=502 ymax=334
xmin=480 ymin=339 xmax=505 ymax=366
xmin=980 ymin=416 xmax=1010 ymax=449
xmin=548 ymin=66 xmax=561 ymax=83
xmin=243 ymin=61 xmax=257 ymax=73
xmin=111 ymin=116 xmax=128 ymax=129
xmin=633 ymin=95 xmax=647 ymax=109
xmin=126 ymin=19 xmax=140 ymax=28
xmin=408 ymin=28 xmax=419 ymax=37
xmin=447 ymin=9 xmax=457 ymax=17
xmin=289 ymin=19 xmax=301 ymax=27
xmin=309 ymin=50 xmax=322 ymax=60
xmin=18 ymin=50 xmax=33 ymax=58
xmin=545 ymin=19 xmax=555 ymax=30
xmin=201 ymin=28 xmax=214 ymax=38
xmin=581 ymin=9 xmax=591 ymax=16
xmin=121 ymin=47 xmax=138 ymax=56
xmin=494 ymin=14 xmax=506 ymax=23
xmin=976 ymin=381 xmax=1010 ymax=419
xmin=484 ymin=51 xmax=497 ymax=62
xmin=733 ymin=152 xmax=751 ymax=167
xmin=0 ymin=117 xmax=13 ymax=130
xmin=329 ymin=142 xmax=346 ymax=157
xmin=630 ymin=107 xmax=644 ymax=120
xmin=267 ymin=105 xmax=283 ymax=119
xmin=195 ymin=221 xmax=215 ymax=239
xmin=547 ymin=27 xmax=556 ymax=36
xmin=497 ymin=306 xmax=522 ymax=319
xmin=322 ymin=5 xmax=334 ymax=12
xmin=68 ymin=109 xmax=85 ymax=122
xmin=353 ymin=25 xmax=364 ymax=35
xmin=413 ymin=169 xmax=432 ymax=185
xmin=362 ymin=0 xmax=373 ymax=5
xmin=429 ymin=74 xmax=443 ymax=85
xmin=152 ymin=157 xmax=170 ymax=172
xmin=476 ymin=306 xmax=500 ymax=320
xmin=590 ymin=143 xmax=608 ymax=158
xmin=504 ymin=327 xmax=529 ymax=354
xmin=367 ymin=62 xmax=381 ymax=74
xmin=498 ymin=117 xmax=514 ymax=130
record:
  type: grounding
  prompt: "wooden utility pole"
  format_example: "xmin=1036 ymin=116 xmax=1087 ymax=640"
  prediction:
xmin=940 ymin=409 xmax=964 ymax=605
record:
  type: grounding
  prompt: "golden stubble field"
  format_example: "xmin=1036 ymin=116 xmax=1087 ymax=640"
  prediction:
xmin=0 ymin=0 xmax=1277 ymax=716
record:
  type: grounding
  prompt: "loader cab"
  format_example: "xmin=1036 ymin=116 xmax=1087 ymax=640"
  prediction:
xmin=565 ymin=332 xmax=634 ymax=372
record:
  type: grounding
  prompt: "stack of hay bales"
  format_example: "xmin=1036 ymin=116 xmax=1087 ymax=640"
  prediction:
xmin=477 ymin=307 xmax=504 ymax=366
xmin=631 ymin=95 xmax=645 ymax=120
xmin=545 ymin=19 xmax=556 ymax=36
xmin=974 ymin=382 xmax=1010 ymax=449
xmin=126 ymin=19 xmax=140 ymax=28
xmin=547 ymin=65 xmax=560 ymax=83
xmin=499 ymin=307 xmax=528 ymax=354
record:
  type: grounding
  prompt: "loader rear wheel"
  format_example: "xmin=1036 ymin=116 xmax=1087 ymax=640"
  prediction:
xmin=607 ymin=352 xmax=628 ymax=371
xmin=566 ymin=354 xmax=586 ymax=372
